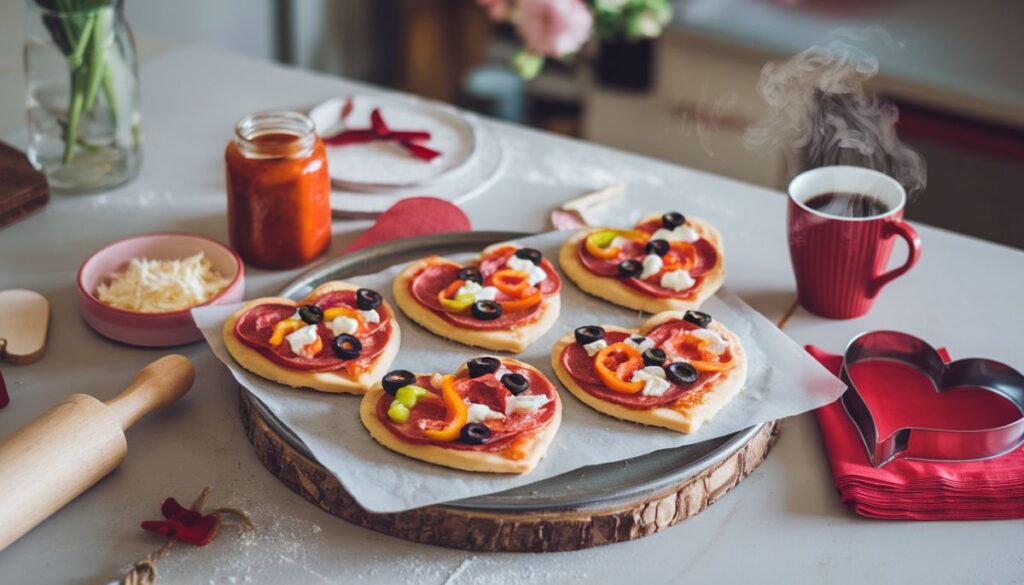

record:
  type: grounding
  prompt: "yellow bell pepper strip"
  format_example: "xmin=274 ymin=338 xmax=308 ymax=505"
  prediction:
xmin=499 ymin=288 xmax=542 ymax=313
xmin=387 ymin=402 xmax=410 ymax=423
xmin=491 ymin=269 xmax=532 ymax=298
xmin=437 ymin=278 xmax=475 ymax=313
xmin=422 ymin=375 xmax=468 ymax=442
xmin=584 ymin=230 xmax=623 ymax=260
xmin=594 ymin=342 xmax=645 ymax=394
xmin=584 ymin=229 xmax=651 ymax=260
xmin=322 ymin=306 xmax=368 ymax=334
xmin=269 ymin=319 xmax=304 ymax=347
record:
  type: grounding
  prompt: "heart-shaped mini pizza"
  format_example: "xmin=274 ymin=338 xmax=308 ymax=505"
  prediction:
xmin=392 ymin=243 xmax=562 ymax=353
xmin=360 ymin=356 xmax=562 ymax=473
xmin=551 ymin=310 xmax=745 ymax=433
xmin=223 ymin=281 xmax=400 ymax=394
xmin=559 ymin=211 xmax=724 ymax=313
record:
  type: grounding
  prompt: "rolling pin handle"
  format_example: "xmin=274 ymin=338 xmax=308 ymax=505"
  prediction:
xmin=104 ymin=355 xmax=195 ymax=430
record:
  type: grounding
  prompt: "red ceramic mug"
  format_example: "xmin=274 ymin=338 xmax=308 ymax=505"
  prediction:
xmin=787 ymin=166 xmax=922 ymax=319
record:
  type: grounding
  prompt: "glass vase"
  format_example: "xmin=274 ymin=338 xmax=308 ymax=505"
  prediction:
xmin=24 ymin=0 xmax=142 ymax=192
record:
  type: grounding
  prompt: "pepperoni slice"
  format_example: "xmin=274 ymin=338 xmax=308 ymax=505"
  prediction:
xmin=560 ymin=323 xmax=722 ymax=409
xmin=233 ymin=291 xmax=392 ymax=372
xmin=408 ymin=258 xmax=555 ymax=330
xmin=377 ymin=366 xmax=558 ymax=451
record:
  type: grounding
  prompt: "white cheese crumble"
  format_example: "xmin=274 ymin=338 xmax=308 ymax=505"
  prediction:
xmin=639 ymin=254 xmax=664 ymax=279
xmin=456 ymin=280 xmax=499 ymax=302
xmin=650 ymin=224 xmax=699 ymax=243
xmin=631 ymin=366 xmax=671 ymax=396
xmin=430 ymin=373 xmax=445 ymax=390
xmin=625 ymin=336 xmax=655 ymax=353
xmin=506 ymin=254 xmax=548 ymax=285
xmin=689 ymin=328 xmax=728 ymax=355
xmin=505 ymin=394 xmax=550 ymax=415
xmin=660 ymin=269 xmax=696 ymax=292
xmin=357 ymin=308 xmax=380 ymax=324
xmin=466 ymin=403 xmax=506 ymax=423
xmin=583 ymin=338 xmax=608 ymax=357
xmin=95 ymin=252 xmax=230 ymax=313
xmin=285 ymin=324 xmax=320 ymax=356
xmin=326 ymin=315 xmax=359 ymax=336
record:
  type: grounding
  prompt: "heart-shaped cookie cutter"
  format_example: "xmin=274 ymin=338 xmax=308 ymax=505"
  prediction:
xmin=840 ymin=330 xmax=1024 ymax=467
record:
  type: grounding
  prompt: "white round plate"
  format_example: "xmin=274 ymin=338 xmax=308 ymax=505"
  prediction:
xmin=328 ymin=122 xmax=506 ymax=218
xmin=309 ymin=95 xmax=477 ymax=191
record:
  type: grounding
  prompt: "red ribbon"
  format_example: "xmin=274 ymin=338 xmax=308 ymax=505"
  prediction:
xmin=324 ymin=108 xmax=441 ymax=162
xmin=141 ymin=497 xmax=221 ymax=546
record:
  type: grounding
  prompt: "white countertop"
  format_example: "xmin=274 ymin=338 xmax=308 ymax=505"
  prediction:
xmin=1 ymin=46 xmax=1022 ymax=584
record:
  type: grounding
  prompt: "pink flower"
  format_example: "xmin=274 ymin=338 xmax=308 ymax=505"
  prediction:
xmin=517 ymin=0 xmax=593 ymax=58
xmin=477 ymin=0 xmax=512 ymax=21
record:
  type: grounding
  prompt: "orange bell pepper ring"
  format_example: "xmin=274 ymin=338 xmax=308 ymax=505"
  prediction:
xmin=491 ymin=269 xmax=532 ymax=298
xmin=661 ymin=332 xmax=735 ymax=372
xmin=661 ymin=241 xmax=697 ymax=272
xmin=323 ymin=306 xmax=368 ymax=333
xmin=499 ymin=288 xmax=542 ymax=312
xmin=269 ymin=318 xmax=304 ymax=347
xmin=421 ymin=375 xmax=468 ymax=442
xmin=594 ymin=342 xmax=645 ymax=394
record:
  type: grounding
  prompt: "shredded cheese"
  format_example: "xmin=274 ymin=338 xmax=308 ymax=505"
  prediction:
xmin=96 ymin=252 xmax=230 ymax=313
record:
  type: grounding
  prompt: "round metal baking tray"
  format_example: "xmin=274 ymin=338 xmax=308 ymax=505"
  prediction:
xmin=247 ymin=231 xmax=766 ymax=513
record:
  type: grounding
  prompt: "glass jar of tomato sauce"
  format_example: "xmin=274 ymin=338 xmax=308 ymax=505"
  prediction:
xmin=225 ymin=111 xmax=331 ymax=269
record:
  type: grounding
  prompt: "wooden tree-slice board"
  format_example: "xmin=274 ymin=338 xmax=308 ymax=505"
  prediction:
xmin=239 ymin=388 xmax=780 ymax=552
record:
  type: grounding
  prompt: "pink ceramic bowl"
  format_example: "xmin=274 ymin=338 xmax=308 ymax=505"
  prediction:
xmin=77 ymin=232 xmax=245 ymax=347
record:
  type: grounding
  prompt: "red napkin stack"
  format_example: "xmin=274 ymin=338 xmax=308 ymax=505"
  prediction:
xmin=807 ymin=345 xmax=1024 ymax=521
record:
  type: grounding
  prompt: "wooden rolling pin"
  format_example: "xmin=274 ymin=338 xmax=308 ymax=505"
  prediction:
xmin=0 ymin=354 xmax=195 ymax=552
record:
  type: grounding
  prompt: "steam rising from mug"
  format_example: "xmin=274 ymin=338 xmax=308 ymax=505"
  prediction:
xmin=745 ymin=27 xmax=927 ymax=200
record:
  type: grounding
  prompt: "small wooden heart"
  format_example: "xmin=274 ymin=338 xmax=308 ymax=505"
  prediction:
xmin=0 ymin=289 xmax=49 ymax=365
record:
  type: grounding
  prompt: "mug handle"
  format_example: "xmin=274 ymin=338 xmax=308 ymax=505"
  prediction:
xmin=869 ymin=220 xmax=922 ymax=298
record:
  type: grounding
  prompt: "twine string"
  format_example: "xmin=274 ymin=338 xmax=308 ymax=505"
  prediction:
xmin=120 ymin=487 xmax=254 ymax=585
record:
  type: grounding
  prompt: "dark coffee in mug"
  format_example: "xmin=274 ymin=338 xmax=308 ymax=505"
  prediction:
xmin=804 ymin=192 xmax=890 ymax=218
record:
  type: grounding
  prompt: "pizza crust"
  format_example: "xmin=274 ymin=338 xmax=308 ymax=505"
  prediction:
xmin=392 ymin=256 xmax=560 ymax=354
xmin=558 ymin=215 xmax=726 ymax=314
xmin=222 ymin=281 xmax=401 ymax=394
xmin=549 ymin=312 xmax=746 ymax=433
xmin=359 ymin=359 xmax=563 ymax=473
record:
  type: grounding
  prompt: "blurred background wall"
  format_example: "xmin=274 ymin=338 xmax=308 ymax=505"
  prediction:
xmin=2 ymin=0 xmax=1022 ymax=248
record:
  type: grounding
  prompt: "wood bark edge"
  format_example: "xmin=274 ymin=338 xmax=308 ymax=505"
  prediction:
xmin=239 ymin=388 xmax=780 ymax=552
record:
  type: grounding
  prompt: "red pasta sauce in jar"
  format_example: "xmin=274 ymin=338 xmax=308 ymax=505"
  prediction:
xmin=225 ymin=111 xmax=331 ymax=269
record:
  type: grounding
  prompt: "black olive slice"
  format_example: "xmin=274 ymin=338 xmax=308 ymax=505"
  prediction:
xmin=662 ymin=212 xmax=686 ymax=229
xmin=471 ymin=300 xmax=502 ymax=320
xmin=574 ymin=325 xmax=605 ymax=346
xmin=683 ymin=310 xmax=712 ymax=328
xmin=297 ymin=305 xmax=324 ymax=324
xmin=501 ymin=372 xmax=530 ymax=395
xmin=381 ymin=370 xmax=416 ymax=395
xmin=466 ymin=356 xmax=501 ymax=378
xmin=331 ymin=333 xmax=362 ymax=359
xmin=356 ymin=288 xmax=383 ymax=311
xmin=645 ymin=239 xmax=670 ymax=256
xmin=459 ymin=422 xmax=492 ymax=445
xmin=666 ymin=362 xmax=698 ymax=385
xmin=513 ymin=247 xmax=543 ymax=265
xmin=642 ymin=348 xmax=667 ymax=367
xmin=617 ymin=259 xmax=642 ymax=278
xmin=457 ymin=267 xmax=483 ymax=284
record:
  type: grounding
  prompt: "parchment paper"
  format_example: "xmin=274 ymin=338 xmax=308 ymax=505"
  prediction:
xmin=193 ymin=231 xmax=845 ymax=513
